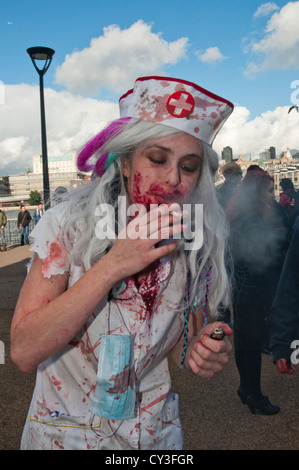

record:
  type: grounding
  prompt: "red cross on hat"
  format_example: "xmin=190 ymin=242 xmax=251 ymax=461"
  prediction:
xmin=119 ymin=76 xmax=234 ymax=145
xmin=166 ymin=91 xmax=195 ymax=118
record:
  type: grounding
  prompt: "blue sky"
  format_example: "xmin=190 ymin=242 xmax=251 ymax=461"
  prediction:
xmin=0 ymin=0 xmax=299 ymax=175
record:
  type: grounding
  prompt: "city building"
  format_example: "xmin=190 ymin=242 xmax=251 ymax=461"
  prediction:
xmin=0 ymin=153 xmax=91 ymax=206
xmin=32 ymin=153 xmax=77 ymax=174
xmin=8 ymin=171 xmax=80 ymax=198
xmin=234 ymin=155 xmax=252 ymax=175
xmin=221 ymin=146 xmax=233 ymax=162
xmin=70 ymin=177 xmax=92 ymax=191
xmin=269 ymin=146 xmax=276 ymax=160
xmin=0 ymin=176 xmax=9 ymax=197
xmin=259 ymin=147 xmax=276 ymax=161
xmin=230 ymin=148 xmax=299 ymax=198
xmin=264 ymin=149 xmax=299 ymax=197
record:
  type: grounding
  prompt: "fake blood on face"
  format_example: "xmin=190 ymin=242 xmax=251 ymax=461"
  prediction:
xmin=132 ymin=172 xmax=186 ymax=209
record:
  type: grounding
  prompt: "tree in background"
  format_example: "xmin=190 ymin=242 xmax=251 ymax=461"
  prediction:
xmin=29 ymin=190 xmax=41 ymax=206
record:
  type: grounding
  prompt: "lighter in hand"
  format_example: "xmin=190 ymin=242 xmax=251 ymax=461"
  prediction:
xmin=210 ymin=327 xmax=225 ymax=341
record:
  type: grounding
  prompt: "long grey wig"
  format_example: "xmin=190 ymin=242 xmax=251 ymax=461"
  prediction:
xmin=59 ymin=118 xmax=231 ymax=317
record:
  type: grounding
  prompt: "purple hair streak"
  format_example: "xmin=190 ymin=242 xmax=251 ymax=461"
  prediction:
xmin=77 ymin=117 xmax=131 ymax=175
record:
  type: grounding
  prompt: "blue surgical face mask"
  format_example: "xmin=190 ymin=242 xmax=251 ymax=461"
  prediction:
xmin=91 ymin=333 xmax=136 ymax=420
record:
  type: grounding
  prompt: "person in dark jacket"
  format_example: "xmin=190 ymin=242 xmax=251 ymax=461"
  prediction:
xmin=227 ymin=168 xmax=289 ymax=415
xmin=278 ymin=178 xmax=298 ymax=231
xmin=0 ymin=209 xmax=7 ymax=251
xmin=216 ymin=162 xmax=242 ymax=326
xmin=17 ymin=205 xmax=32 ymax=245
xmin=217 ymin=161 xmax=242 ymax=211
xmin=279 ymin=178 xmax=295 ymax=213
xmin=269 ymin=216 xmax=299 ymax=374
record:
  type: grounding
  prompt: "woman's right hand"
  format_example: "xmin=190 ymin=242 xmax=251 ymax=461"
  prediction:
xmin=105 ymin=203 xmax=186 ymax=279
xmin=275 ymin=358 xmax=295 ymax=375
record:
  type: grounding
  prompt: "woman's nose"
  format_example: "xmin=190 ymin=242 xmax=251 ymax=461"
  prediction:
xmin=164 ymin=167 xmax=180 ymax=186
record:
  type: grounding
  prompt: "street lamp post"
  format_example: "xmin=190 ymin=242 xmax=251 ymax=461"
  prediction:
xmin=27 ymin=46 xmax=55 ymax=210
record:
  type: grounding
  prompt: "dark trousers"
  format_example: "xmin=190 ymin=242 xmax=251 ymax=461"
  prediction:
xmin=21 ymin=225 xmax=29 ymax=245
xmin=235 ymin=349 xmax=263 ymax=400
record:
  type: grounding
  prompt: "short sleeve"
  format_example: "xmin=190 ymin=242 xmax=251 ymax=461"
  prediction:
xmin=29 ymin=203 xmax=70 ymax=278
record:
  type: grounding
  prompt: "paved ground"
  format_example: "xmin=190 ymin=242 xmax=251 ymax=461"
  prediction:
xmin=0 ymin=245 xmax=298 ymax=450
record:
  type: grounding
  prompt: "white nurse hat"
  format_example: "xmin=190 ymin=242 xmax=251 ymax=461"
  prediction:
xmin=119 ymin=76 xmax=234 ymax=146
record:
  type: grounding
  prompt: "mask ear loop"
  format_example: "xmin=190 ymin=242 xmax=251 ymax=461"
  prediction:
xmin=107 ymin=280 xmax=131 ymax=335
xmin=91 ymin=412 xmax=125 ymax=439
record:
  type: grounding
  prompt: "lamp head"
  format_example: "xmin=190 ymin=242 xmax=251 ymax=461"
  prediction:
xmin=27 ymin=46 xmax=55 ymax=75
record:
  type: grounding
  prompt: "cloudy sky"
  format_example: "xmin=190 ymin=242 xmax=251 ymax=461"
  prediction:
xmin=0 ymin=0 xmax=299 ymax=175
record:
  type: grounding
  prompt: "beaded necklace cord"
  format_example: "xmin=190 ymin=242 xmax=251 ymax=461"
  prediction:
xmin=180 ymin=261 xmax=212 ymax=369
xmin=202 ymin=262 xmax=212 ymax=327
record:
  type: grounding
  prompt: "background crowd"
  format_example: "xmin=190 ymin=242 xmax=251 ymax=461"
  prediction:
xmin=217 ymin=163 xmax=298 ymax=415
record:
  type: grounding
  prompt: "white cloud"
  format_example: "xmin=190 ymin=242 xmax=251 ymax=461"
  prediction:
xmin=214 ymin=105 xmax=299 ymax=158
xmin=0 ymin=84 xmax=118 ymax=175
xmin=55 ymin=21 xmax=189 ymax=96
xmin=0 ymin=136 xmax=29 ymax=163
xmin=196 ymin=47 xmax=227 ymax=64
xmin=245 ymin=1 xmax=299 ymax=75
xmin=1 ymin=85 xmax=298 ymax=177
xmin=253 ymin=2 xmax=279 ymax=18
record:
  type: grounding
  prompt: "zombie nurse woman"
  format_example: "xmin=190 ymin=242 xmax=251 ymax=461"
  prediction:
xmin=11 ymin=76 xmax=233 ymax=450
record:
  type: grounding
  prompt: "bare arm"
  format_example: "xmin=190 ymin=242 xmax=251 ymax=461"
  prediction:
xmin=10 ymin=252 xmax=121 ymax=373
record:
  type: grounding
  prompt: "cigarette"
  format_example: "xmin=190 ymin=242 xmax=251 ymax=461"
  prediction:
xmin=170 ymin=210 xmax=181 ymax=217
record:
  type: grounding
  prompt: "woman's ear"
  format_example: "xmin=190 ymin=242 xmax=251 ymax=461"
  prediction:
xmin=122 ymin=156 xmax=131 ymax=179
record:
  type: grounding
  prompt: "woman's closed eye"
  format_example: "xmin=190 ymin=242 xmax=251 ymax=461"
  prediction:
xmin=180 ymin=157 xmax=201 ymax=174
xmin=149 ymin=158 xmax=199 ymax=174
xmin=180 ymin=164 xmax=199 ymax=173
xmin=149 ymin=156 xmax=166 ymax=165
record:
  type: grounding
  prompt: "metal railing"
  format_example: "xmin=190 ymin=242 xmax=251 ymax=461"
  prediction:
xmin=1 ymin=219 xmax=35 ymax=246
